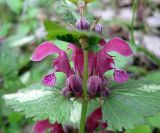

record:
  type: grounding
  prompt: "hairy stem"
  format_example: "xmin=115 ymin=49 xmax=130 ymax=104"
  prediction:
xmin=80 ymin=50 xmax=89 ymax=133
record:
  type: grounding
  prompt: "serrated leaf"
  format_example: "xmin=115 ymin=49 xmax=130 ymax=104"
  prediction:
xmin=102 ymin=80 xmax=160 ymax=131
xmin=3 ymin=83 xmax=73 ymax=123
xmin=43 ymin=20 xmax=101 ymax=51
xmin=143 ymin=71 xmax=160 ymax=128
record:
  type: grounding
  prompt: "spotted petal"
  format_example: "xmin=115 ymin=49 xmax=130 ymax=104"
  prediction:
xmin=42 ymin=73 xmax=56 ymax=86
xmin=114 ymin=69 xmax=129 ymax=83
xmin=103 ymin=37 xmax=133 ymax=57
xmin=32 ymin=41 xmax=61 ymax=61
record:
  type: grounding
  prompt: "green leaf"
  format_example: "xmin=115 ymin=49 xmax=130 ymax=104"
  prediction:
xmin=84 ymin=0 xmax=96 ymax=4
xmin=67 ymin=0 xmax=77 ymax=5
xmin=102 ymin=80 xmax=160 ymax=131
xmin=61 ymin=0 xmax=78 ymax=24
xmin=67 ymin=0 xmax=96 ymax=4
xmin=6 ymin=0 xmax=22 ymax=14
xmin=0 ymin=45 xmax=18 ymax=77
xmin=125 ymin=125 xmax=151 ymax=133
xmin=62 ymin=7 xmax=77 ymax=24
xmin=0 ymin=23 xmax=11 ymax=36
xmin=43 ymin=20 xmax=101 ymax=52
xmin=87 ymin=99 xmax=101 ymax=115
xmin=143 ymin=71 xmax=160 ymax=82
xmin=3 ymin=83 xmax=73 ymax=123
xmin=143 ymin=71 xmax=160 ymax=128
xmin=147 ymin=114 xmax=160 ymax=128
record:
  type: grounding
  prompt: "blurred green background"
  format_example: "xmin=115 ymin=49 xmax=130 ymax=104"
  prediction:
xmin=0 ymin=0 xmax=160 ymax=133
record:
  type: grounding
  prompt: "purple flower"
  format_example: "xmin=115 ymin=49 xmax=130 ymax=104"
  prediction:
xmin=76 ymin=17 xmax=90 ymax=30
xmin=33 ymin=120 xmax=64 ymax=133
xmin=51 ymin=122 xmax=65 ymax=133
xmin=86 ymin=107 xmax=103 ymax=132
xmin=62 ymin=74 xmax=82 ymax=97
xmin=31 ymin=37 xmax=133 ymax=97
xmin=86 ymin=107 xmax=114 ymax=133
xmin=94 ymin=24 xmax=103 ymax=34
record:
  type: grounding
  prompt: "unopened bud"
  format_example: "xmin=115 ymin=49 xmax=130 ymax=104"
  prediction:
xmin=87 ymin=76 xmax=102 ymax=97
xmin=101 ymin=88 xmax=110 ymax=97
xmin=76 ymin=17 xmax=90 ymax=30
xmin=67 ymin=75 xmax=82 ymax=97
xmin=94 ymin=24 xmax=103 ymax=34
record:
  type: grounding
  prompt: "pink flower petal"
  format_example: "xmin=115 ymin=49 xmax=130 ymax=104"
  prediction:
xmin=31 ymin=41 xmax=61 ymax=61
xmin=99 ymin=39 xmax=106 ymax=47
xmin=53 ymin=51 xmax=73 ymax=77
xmin=67 ymin=44 xmax=84 ymax=76
xmin=33 ymin=120 xmax=65 ymax=133
xmin=50 ymin=122 xmax=64 ymax=133
xmin=89 ymin=52 xmax=97 ymax=76
xmin=96 ymin=51 xmax=114 ymax=77
xmin=103 ymin=37 xmax=133 ymax=57
xmin=114 ymin=69 xmax=129 ymax=83
xmin=86 ymin=107 xmax=102 ymax=132
xmin=42 ymin=73 xmax=56 ymax=86
xmin=61 ymin=87 xmax=72 ymax=98
xmin=33 ymin=120 xmax=51 ymax=133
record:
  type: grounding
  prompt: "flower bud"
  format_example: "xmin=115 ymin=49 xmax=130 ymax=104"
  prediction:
xmin=101 ymin=88 xmax=110 ymax=97
xmin=87 ymin=76 xmax=102 ymax=97
xmin=67 ymin=75 xmax=82 ymax=97
xmin=94 ymin=24 xmax=103 ymax=34
xmin=76 ymin=17 xmax=90 ymax=30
